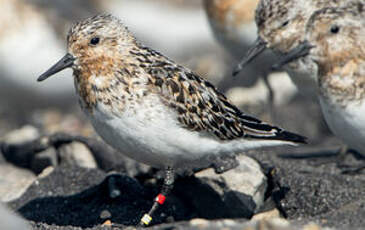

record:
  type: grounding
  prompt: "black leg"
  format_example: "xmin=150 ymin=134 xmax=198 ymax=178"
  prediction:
xmin=341 ymin=163 xmax=365 ymax=175
xmin=139 ymin=167 xmax=175 ymax=226
xmin=313 ymin=145 xmax=348 ymax=167
xmin=262 ymin=71 xmax=276 ymax=122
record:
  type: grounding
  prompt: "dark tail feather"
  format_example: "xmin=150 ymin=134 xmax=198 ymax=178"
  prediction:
xmin=246 ymin=129 xmax=307 ymax=144
xmin=274 ymin=130 xmax=307 ymax=144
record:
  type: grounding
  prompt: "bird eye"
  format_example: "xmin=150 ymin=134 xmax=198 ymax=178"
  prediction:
xmin=90 ymin=37 xmax=100 ymax=46
xmin=330 ymin=25 xmax=340 ymax=34
xmin=282 ymin=20 xmax=289 ymax=27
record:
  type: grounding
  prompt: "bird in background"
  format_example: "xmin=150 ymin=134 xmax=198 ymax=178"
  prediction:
xmin=233 ymin=0 xmax=355 ymax=97
xmin=37 ymin=14 xmax=306 ymax=226
xmin=273 ymin=3 xmax=365 ymax=168
xmin=203 ymin=0 xmax=282 ymax=112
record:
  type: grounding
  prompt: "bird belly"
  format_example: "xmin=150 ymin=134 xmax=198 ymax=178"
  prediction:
xmin=320 ymin=97 xmax=365 ymax=154
xmin=286 ymin=59 xmax=318 ymax=96
xmin=87 ymin=95 xmax=296 ymax=170
xmin=87 ymin=96 xmax=221 ymax=169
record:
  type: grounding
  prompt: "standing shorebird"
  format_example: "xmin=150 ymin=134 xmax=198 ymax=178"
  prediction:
xmin=203 ymin=0 xmax=259 ymax=57
xmin=203 ymin=0 xmax=278 ymax=109
xmin=233 ymin=0 xmax=353 ymax=96
xmin=273 ymin=4 xmax=365 ymax=165
xmin=37 ymin=14 xmax=306 ymax=226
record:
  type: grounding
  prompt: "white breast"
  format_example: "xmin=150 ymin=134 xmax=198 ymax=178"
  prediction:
xmin=87 ymin=94 xmax=215 ymax=169
xmin=87 ymin=94 xmax=296 ymax=170
xmin=320 ymin=96 xmax=365 ymax=153
xmin=285 ymin=58 xmax=319 ymax=97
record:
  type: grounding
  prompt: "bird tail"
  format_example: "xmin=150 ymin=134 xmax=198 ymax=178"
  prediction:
xmin=272 ymin=129 xmax=307 ymax=144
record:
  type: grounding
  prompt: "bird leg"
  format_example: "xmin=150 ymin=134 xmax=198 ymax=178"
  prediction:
xmin=262 ymin=70 xmax=276 ymax=122
xmin=139 ymin=167 xmax=175 ymax=226
xmin=312 ymin=145 xmax=348 ymax=167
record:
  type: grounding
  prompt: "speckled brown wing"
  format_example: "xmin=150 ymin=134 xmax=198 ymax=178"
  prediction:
xmin=141 ymin=48 xmax=306 ymax=143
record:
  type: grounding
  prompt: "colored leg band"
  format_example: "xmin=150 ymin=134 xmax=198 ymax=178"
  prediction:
xmin=155 ymin=194 xmax=166 ymax=205
xmin=141 ymin=214 xmax=152 ymax=225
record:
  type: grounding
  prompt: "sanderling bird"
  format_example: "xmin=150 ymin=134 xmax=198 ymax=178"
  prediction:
xmin=37 ymin=14 xmax=306 ymax=226
xmin=273 ymin=4 xmax=365 ymax=158
xmin=203 ymin=0 xmax=281 ymax=109
xmin=203 ymin=0 xmax=259 ymax=57
xmin=233 ymin=0 xmax=353 ymax=95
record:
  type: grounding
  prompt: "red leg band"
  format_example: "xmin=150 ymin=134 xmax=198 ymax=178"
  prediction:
xmin=155 ymin=194 xmax=166 ymax=205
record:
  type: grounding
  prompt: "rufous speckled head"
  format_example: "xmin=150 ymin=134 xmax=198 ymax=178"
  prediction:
xmin=255 ymin=0 xmax=345 ymax=52
xmin=203 ymin=0 xmax=259 ymax=28
xmin=255 ymin=0 xmax=303 ymax=52
xmin=233 ymin=0 xmax=351 ymax=75
xmin=275 ymin=5 xmax=365 ymax=73
xmin=305 ymin=6 xmax=365 ymax=69
xmin=37 ymin=14 xmax=136 ymax=82
xmin=272 ymin=4 xmax=365 ymax=102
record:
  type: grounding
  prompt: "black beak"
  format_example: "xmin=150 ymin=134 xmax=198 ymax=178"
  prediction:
xmin=232 ymin=37 xmax=267 ymax=76
xmin=272 ymin=41 xmax=314 ymax=70
xmin=37 ymin=53 xmax=75 ymax=82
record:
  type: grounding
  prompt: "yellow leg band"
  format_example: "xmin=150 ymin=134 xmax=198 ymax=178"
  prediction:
xmin=141 ymin=214 xmax=152 ymax=225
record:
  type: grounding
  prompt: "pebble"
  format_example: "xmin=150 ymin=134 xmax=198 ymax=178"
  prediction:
xmin=0 ymin=164 xmax=36 ymax=202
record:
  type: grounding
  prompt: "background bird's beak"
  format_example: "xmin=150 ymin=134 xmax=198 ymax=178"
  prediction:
xmin=272 ymin=41 xmax=314 ymax=70
xmin=232 ymin=37 xmax=267 ymax=76
xmin=37 ymin=53 xmax=75 ymax=82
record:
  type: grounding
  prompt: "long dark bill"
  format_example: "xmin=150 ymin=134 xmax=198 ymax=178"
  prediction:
xmin=232 ymin=37 xmax=267 ymax=76
xmin=272 ymin=41 xmax=314 ymax=71
xmin=37 ymin=53 xmax=75 ymax=82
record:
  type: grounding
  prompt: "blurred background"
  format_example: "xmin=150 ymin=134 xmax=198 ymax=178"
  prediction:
xmin=1 ymin=2 xmax=364 ymax=229
xmin=0 ymin=0 xmax=329 ymax=143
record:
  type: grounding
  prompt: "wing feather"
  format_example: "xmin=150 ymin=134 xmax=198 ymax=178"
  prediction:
xmin=139 ymin=46 xmax=306 ymax=143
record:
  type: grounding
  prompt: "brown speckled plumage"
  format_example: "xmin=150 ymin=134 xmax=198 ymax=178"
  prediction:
xmin=204 ymin=0 xmax=258 ymax=27
xmin=37 ymin=13 xmax=307 ymax=225
xmin=255 ymin=0 xmax=350 ymax=52
xmin=65 ymin=14 xmax=305 ymax=143
xmin=281 ymin=5 xmax=365 ymax=156
xmin=304 ymin=5 xmax=365 ymax=104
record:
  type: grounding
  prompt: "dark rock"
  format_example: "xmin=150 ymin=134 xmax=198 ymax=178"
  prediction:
xmin=249 ymin=143 xmax=365 ymax=229
xmin=9 ymin=166 xmax=147 ymax=227
xmin=31 ymin=148 xmax=58 ymax=174
xmin=190 ymin=155 xmax=267 ymax=218
xmin=8 ymin=165 xmax=192 ymax=227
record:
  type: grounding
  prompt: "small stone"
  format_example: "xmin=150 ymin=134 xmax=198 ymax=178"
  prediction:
xmin=1 ymin=125 xmax=39 ymax=145
xmin=37 ymin=166 xmax=55 ymax=179
xmin=262 ymin=218 xmax=291 ymax=228
xmin=58 ymin=142 xmax=97 ymax=168
xmin=100 ymin=210 xmax=112 ymax=219
xmin=102 ymin=219 xmax=112 ymax=226
xmin=303 ymin=223 xmax=321 ymax=230
xmin=221 ymin=219 xmax=236 ymax=226
xmin=31 ymin=147 xmax=58 ymax=174
xmin=252 ymin=209 xmax=281 ymax=221
xmin=190 ymin=218 xmax=210 ymax=227
xmin=196 ymin=155 xmax=267 ymax=213
xmin=0 ymin=164 xmax=36 ymax=202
